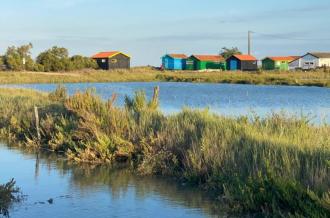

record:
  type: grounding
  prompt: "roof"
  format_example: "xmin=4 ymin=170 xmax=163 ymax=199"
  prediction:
xmin=166 ymin=54 xmax=188 ymax=59
xmin=308 ymin=52 xmax=330 ymax=59
xmin=290 ymin=56 xmax=301 ymax=60
xmin=191 ymin=55 xmax=225 ymax=62
xmin=92 ymin=51 xmax=130 ymax=59
xmin=232 ymin=54 xmax=257 ymax=61
xmin=264 ymin=56 xmax=297 ymax=61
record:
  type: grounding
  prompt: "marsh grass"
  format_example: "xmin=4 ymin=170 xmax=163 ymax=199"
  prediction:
xmin=0 ymin=179 xmax=21 ymax=218
xmin=0 ymin=87 xmax=329 ymax=216
xmin=0 ymin=67 xmax=329 ymax=87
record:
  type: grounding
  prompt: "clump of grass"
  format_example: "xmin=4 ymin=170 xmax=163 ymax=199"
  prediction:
xmin=0 ymin=87 xmax=329 ymax=216
xmin=0 ymin=179 xmax=22 ymax=218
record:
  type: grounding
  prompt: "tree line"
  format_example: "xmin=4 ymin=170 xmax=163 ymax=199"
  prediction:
xmin=0 ymin=43 xmax=98 ymax=72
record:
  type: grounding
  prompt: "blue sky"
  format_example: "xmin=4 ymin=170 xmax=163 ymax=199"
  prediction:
xmin=1 ymin=0 xmax=330 ymax=66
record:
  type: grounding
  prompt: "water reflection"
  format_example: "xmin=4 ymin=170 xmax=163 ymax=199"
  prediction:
xmin=1 ymin=144 xmax=228 ymax=218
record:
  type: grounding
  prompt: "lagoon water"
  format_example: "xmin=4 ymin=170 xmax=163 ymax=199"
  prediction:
xmin=0 ymin=144 xmax=223 ymax=218
xmin=2 ymin=82 xmax=330 ymax=123
xmin=1 ymin=82 xmax=329 ymax=217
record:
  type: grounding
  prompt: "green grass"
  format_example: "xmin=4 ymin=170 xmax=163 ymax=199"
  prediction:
xmin=0 ymin=87 xmax=329 ymax=217
xmin=0 ymin=67 xmax=329 ymax=87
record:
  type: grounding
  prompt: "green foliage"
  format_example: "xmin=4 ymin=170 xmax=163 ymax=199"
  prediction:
xmin=36 ymin=46 xmax=71 ymax=72
xmin=0 ymin=87 xmax=329 ymax=216
xmin=0 ymin=179 xmax=21 ymax=218
xmin=220 ymin=47 xmax=242 ymax=59
xmin=0 ymin=56 xmax=4 ymax=69
xmin=69 ymin=55 xmax=98 ymax=70
xmin=36 ymin=47 xmax=98 ymax=72
xmin=3 ymin=43 xmax=35 ymax=71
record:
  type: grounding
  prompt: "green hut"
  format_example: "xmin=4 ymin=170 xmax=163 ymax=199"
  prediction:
xmin=262 ymin=56 xmax=297 ymax=71
xmin=186 ymin=55 xmax=226 ymax=70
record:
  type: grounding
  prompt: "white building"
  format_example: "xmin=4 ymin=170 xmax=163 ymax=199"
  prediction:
xmin=289 ymin=57 xmax=302 ymax=70
xmin=289 ymin=52 xmax=330 ymax=70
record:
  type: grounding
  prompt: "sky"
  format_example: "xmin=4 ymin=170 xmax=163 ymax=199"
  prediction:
xmin=1 ymin=0 xmax=330 ymax=66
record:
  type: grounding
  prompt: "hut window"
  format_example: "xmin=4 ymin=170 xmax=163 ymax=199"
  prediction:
xmin=101 ymin=59 xmax=106 ymax=63
xmin=111 ymin=59 xmax=117 ymax=63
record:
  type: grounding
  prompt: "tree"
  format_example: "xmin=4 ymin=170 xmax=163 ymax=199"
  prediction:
xmin=36 ymin=46 xmax=71 ymax=72
xmin=220 ymin=47 xmax=242 ymax=59
xmin=0 ymin=56 xmax=4 ymax=70
xmin=70 ymin=55 xmax=98 ymax=70
xmin=3 ymin=43 xmax=35 ymax=71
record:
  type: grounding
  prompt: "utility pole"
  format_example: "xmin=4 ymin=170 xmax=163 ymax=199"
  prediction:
xmin=248 ymin=30 xmax=253 ymax=55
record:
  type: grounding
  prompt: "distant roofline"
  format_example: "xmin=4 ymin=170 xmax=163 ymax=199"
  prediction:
xmin=163 ymin=54 xmax=188 ymax=59
xmin=189 ymin=54 xmax=225 ymax=62
xmin=231 ymin=54 xmax=257 ymax=61
xmin=262 ymin=56 xmax=297 ymax=61
xmin=92 ymin=51 xmax=131 ymax=59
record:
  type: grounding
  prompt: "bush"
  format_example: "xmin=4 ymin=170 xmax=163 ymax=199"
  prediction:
xmin=36 ymin=47 xmax=98 ymax=72
xmin=36 ymin=46 xmax=71 ymax=72
xmin=69 ymin=55 xmax=98 ymax=70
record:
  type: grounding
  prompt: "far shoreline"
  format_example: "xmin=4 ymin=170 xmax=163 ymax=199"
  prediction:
xmin=0 ymin=67 xmax=329 ymax=88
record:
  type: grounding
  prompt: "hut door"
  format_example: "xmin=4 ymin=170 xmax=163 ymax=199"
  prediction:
xmin=230 ymin=60 xmax=238 ymax=70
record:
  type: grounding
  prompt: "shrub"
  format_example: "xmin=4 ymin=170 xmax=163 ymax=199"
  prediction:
xmin=69 ymin=55 xmax=98 ymax=70
xmin=36 ymin=46 xmax=71 ymax=72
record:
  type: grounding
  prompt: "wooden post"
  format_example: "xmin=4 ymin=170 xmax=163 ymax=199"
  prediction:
xmin=34 ymin=106 xmax=41 ymax=141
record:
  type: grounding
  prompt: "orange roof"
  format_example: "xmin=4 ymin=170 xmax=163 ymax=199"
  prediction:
xmin=266 ymin=56 xmax=297 ymax=61
xmin=233 ymin=54 xmax=257 ymax=61
xmin=192 ymin=55 xmax=225 ymax=62
xmin=289 ymin=56 xmax=301 ymax=60
xmin=92 ymin=51 xmax=130 ymax=59
xmin=167 ymin=54 xmax=188 ymax=59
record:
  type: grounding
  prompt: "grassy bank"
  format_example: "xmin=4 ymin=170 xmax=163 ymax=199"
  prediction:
xmin=0 ymin=87 xmax=329 ymax=217
xmin=0 ymin=179 xmax=21 ymax=217
xmin=0 ymin=67 xmax=329 ymax=87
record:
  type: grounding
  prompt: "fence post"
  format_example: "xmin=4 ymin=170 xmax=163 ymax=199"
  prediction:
xmin=34 ymin=106 xmax=41 ymax=141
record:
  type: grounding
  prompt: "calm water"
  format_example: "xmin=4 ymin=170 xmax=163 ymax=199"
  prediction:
xmin=0 ymin=144 xmax=224 ymax=218
xmin=2 ymin=82 xmax=330 ymax=123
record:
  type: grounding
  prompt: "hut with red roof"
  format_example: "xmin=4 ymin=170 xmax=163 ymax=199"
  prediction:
xmin=186 ymin=55 xmax=226 ymax=70
xmin=226 ymin=54 xmax=258 ymax=71
xmin=92 ymin=51 xmax=130 ymax=70
xmin=162 ymin=54 xmax=187 ymax=70
xmin=262 ymin=56 xmax=297 ymax=71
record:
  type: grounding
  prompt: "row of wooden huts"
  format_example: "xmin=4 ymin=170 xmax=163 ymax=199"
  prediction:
xmin=262 ymin=53 xmax=330 ymax=70
xmin=162 ymin=54 xmax=259 ymax=71
xmin=162 ymin=52 xmax=330 ymax=71
xmin=89 ymin=51 xmax=330 ymax=71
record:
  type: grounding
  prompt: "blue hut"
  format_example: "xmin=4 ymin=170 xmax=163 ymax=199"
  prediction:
xmin=161 ymin=54 xmax=187 ymax=70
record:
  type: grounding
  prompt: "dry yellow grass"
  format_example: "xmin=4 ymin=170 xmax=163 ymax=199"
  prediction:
xmin=0 ymin=67 xmax=329 ymax=87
